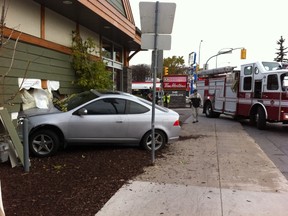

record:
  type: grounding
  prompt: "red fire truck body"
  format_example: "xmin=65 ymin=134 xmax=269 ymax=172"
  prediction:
xmin=197 ymin=61 xmax=288 ymax=129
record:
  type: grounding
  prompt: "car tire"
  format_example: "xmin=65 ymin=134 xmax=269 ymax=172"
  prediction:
xmin=29 ymin=129 xmax=60 ymax=157
xmin=141 ymin=130 xmax=166 ymax=151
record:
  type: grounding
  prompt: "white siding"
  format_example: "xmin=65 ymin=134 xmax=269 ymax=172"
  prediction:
xmin=80 ymin=25 xmax=100 ymax=57
xmin=45 ymin=8 xmax=76 ymax=47
xmin=5 ymin=0 xmax=40 ymax=37
xmin=5 ymin=0 xmax=101 ymax=52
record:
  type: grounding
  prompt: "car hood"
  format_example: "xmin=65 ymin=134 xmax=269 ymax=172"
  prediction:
xmin=18 ymin=106 xmax=61 ymax=118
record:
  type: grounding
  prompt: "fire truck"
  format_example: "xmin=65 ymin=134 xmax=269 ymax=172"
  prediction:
xmin=196 ymin=61 xmax=288 ymax=129
xmin=131 ymin=82 xmax=161 ymax=97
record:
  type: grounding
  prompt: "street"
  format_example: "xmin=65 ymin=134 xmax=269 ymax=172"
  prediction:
xmin=241 ymin=121 xmax=288 ymax=180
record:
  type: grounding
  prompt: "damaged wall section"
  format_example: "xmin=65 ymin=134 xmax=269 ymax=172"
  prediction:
xmin=0 ymin=40 xmax=80 ymax=114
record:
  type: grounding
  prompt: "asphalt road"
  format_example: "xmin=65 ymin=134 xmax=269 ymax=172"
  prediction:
xmin=173 ymin=106 xmax=192 ymax=124
xmin=241 ymin=121 xmax=288 ymax=180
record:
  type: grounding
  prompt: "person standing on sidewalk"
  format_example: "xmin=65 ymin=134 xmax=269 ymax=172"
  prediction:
xmin=163 ymin=92 xmax=171 ymax=108
xmin=189 ymin=89 xmax=202 ymax=123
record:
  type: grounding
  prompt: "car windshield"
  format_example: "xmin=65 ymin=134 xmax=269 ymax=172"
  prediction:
xmin=54 ymin=90 xmax=98 ymax=112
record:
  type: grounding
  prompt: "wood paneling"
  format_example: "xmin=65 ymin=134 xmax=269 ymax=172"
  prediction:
xmin=0 ymin=40 xmax=78 ymax=112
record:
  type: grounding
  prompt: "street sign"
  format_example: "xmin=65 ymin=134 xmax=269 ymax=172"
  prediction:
xmin=139 ymin=2 xmax=176 ymax=34
xmin=141 ymin=34 xmax=171 ymax=50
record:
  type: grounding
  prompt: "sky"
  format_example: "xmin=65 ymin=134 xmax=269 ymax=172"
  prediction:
xmin=129 ymin=0 xmax=288 ymax=69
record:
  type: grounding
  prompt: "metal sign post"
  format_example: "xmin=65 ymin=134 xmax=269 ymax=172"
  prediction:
xmin=151 ymin=2 xmax=159 ymax=164
xmin=139 ymin=1 xmax=176 ymax=164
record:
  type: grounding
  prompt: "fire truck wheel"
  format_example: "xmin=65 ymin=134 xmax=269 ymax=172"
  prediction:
xmin=205 ymin=102 xmax=214 ymax=118
xmin=256 ymin=107 xmax=266 ymax=130
xmin=213 ymin=113 xmax=221 ymax=118
xmin=249 ymin=113 xmax=257 ymax=125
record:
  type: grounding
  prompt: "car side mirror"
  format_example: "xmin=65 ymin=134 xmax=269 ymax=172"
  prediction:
xmin=77 ymin=108 xmax=88 ymax=115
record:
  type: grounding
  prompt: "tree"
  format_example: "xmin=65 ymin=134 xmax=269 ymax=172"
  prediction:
xmin=163 ymin=56 xmax=186 ymax=75
xmin=131 ymin=64 xmax=151 ymax=82
xmin=274 ymin=36 xmax=288 ymax=62
xmin=71 ymin=31 xmax=113 ymax=90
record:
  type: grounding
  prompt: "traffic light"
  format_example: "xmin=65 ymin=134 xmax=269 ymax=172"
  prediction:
xmin=164 ymin=66 xmax=169 ymax=75
xmin=241 ymin=48 xmax=246 ymax=59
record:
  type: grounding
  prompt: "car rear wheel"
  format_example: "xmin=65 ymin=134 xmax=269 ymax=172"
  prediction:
xmin=141 ymin=130 xmax=166 ymax=151
xmin=30 ymin=130 xmax=60 ymax=157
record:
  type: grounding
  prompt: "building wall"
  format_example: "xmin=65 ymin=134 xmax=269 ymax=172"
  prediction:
xmin=0 ymin=0 xmax=138 ymax=114
xmin=5 ymin=0 xmax=101 ymax=52
xmin=45 ymin=8 xmax=76 ymax=47
xmin=5 ymin=0 xmax=41 ymax=37
xmin=0 ymin=40 xmax=77 ymax=113
xmin=0 ymin=0 xmax=102 ymax=113
xmin=80 ymin=26 xmax=101 ymax=57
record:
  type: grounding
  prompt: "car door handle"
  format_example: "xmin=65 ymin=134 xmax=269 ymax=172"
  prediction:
xmin=116 ymin=120 xmax=123 ymax=123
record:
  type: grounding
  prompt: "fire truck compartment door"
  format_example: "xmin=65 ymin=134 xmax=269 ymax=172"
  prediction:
xmin=214 ymin=80 xmax=224 ymax=111
xmin=214 ymin=78 xmax=237 ymax=113
xmin=224 ymin=81 xmax=237 ymax=113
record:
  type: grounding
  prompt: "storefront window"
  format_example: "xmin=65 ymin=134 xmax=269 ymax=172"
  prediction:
xmin=114 ymin=45 xmax=123 ymax=63
xmin=102 ymin=39 xmax=113 ymax=59
xmin=102 ymin=39 xmax=123 ymax=63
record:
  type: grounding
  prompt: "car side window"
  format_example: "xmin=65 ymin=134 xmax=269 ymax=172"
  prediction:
xmin=84 ymin=98 xmax=126 ymax=114
xmin=126 ymin=100 xmax=149 ymax=114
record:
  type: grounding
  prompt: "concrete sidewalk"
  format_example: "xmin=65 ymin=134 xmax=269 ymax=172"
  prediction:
xmin=95 ymin=112 xmax=288 ymax=216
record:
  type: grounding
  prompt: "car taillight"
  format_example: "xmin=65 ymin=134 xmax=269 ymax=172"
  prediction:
xmin=173 ymin=120 xmax=180 ymax=126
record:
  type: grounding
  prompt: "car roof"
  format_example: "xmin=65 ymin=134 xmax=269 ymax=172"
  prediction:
xmin=92 ymin=90 xmax=168 ymax=112
xmin=92 ymin=90 xmax=138 ymax=99
xmin=92 ymin=89 xmax=132 ymax=96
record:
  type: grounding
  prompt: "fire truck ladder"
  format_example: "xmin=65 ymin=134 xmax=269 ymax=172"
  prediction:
xmin=198 ymin=66 xmax=236 ymax=77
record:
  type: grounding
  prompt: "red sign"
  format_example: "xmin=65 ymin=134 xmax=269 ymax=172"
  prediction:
xmin=163 ymin=75 xmax=187 ymax=90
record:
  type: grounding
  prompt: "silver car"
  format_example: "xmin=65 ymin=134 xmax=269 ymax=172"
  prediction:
xmin=17 ymin=90 xmax=181 ymax=157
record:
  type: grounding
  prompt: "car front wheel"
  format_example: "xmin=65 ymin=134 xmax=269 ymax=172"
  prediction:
xmin=29 ymin=129 xmax=60 ymax=157
xmin=141 ymin=130 xmax=166 ymax=151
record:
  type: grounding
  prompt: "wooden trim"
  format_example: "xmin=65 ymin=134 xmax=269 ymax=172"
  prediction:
xmin=40 ymin=5 xmax=45 ymax=39
xmin=3 ymin=27 xmax=101 ymax=62
xmin=80 ymin=0 xmax=135 ymax=38
xmin=3 ymin=27 xmax=71 ymax=55
xmin=122 ymin=0 xmax=134 ymax=23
